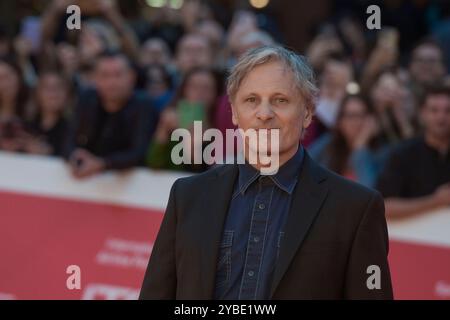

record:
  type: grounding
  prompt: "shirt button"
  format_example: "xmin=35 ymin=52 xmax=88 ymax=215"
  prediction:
xmin=258 ymin=203 xmax=265 ymax=210
xmin=248 ymin=271 xmax=254 ymax=277
xmin=253 ymin=236 xmax=260 ymax=243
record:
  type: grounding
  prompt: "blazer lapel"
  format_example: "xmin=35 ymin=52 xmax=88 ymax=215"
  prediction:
xmin=270 ymin=153 xmax=329 ymax=298
xmin=199 ymin=164 xmax=238 ymax=299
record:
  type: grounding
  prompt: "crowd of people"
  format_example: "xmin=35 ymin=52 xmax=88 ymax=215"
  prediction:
xmin=0 ymin=0 xmax=449 ymax=218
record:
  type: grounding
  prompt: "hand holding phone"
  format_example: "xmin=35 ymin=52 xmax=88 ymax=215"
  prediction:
xmin=177 ymin=100 xmax=206 ymax=129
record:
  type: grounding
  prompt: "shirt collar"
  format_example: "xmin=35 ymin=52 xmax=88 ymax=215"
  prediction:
xmin=237 ymin=146 xmax=304 ymax=195
xmin=421 ymin=135 xmax=450 ymax=160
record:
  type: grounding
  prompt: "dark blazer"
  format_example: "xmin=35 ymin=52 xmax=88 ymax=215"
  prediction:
xmin=139 ymin=152 xmax=393 ymax=299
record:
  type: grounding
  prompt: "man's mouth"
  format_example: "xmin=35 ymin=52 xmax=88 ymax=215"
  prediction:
xmin=254 ymin=128 xmax=280 ymax=131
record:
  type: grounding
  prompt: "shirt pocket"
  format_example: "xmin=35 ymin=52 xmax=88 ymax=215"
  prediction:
xmin=215 ymin=230 xmax=234 ymax=289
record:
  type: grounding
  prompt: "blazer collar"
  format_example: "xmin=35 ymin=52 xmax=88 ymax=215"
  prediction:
xmin=270 ymin=152 xmax=329 ymax=297
xmin=199 ymin=164 xmax=239 ymax=298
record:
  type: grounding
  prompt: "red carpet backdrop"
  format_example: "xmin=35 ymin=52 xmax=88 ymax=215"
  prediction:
xmin=0 ymin=152 xmax=449 ymax=300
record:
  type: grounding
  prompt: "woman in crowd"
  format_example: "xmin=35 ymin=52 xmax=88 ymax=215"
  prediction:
xmin=369 ymin=67 xmax=417 ymax=144
xmin=24 ymin=71 xmax=71 ymax=156
xmin=308 ymin=94 xmax=389 ymax=187
xmin=0 ymin=57 xmax=30 ymax=152
xmin=146 ymin=66 xmax=222 ymax=172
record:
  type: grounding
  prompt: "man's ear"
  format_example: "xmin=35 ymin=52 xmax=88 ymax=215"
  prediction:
xmin=303 ymin=106 xmax=313 ymax=129
xmin=230 ymin=103 xmax=239 ymax=127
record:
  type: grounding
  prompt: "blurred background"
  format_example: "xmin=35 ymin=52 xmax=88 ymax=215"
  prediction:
xmin=0 ymin=0 xmax=449 ymax=300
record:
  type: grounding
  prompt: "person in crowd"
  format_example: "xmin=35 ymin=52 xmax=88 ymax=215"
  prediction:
xmin=231 ymin=30 xmax=275 ymax=66
xmin=194 ymin=19 xmax=226 ymax=67
xmin=314 ymin=54 xmax=354 ymax=129
xmin=145 ymin=64 xmax=174 ymax=113
xmin=306 ymin=23 xmax=345 ymax=72
xmin=64 ymin=51 xmax=159 ymax=178
xmin=13 ymin=35 xmax=37 ymax=87
xmin=139 ymin=38 xmax=172 ymax=67
xmin=0 ymin=57 xmax=30 ymax=153
xmin=369 ymin=67 xmax=416 ymax=144
xmin=308 ymin=94 xmax=388 ymax=188
xmin=54 ymin=42 xmax=80 ymax=83
xmin=175 ymin=33 xmax=214 ymax=77
xmin=303 ymin=53 xmax=354 ymax=146
xmin=360 ymin=27 xmax=399 ymax=94
xmin=376 ymin=85 xmax=450 ymax=218
xmin=408 ymin=39 xmax=447 ymax=91
xmin=23 ymin=71 xmax=71 ymax=156
xmin=226 ymin=10 xmax=259 ymax=54
xmin=146 ymin=66 xmax=222 ymax=172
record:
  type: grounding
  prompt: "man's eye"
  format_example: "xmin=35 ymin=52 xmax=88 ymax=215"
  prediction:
xmin=246 ymin=97 xmax=256 ymax=103
xmin=276 ymin=98 xmax=288 ymax=103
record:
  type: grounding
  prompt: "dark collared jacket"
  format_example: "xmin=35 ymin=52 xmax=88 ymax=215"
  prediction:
xmin=64 ymin=88 xmax=159 ymax=169
xmin=139 ymin=152 xmax=393 ymax=299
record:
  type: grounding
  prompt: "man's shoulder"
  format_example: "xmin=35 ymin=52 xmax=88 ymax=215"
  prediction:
xmin=314 ymin=160 xmax=381 ymax=203
xmin=172 ymin=158 xmax=381 ymax=207
xmin=309 ymin=161 xmax=384 ymax=226
xmin=128 ymin=90 xmax=158 ymax=116
xmin=390 ymin=136 xmax=424 ymax=157
xmin=78 ymin=86 xmax=98 ymax=102
xmin=130 ymin=90 xmax=155 ymax=108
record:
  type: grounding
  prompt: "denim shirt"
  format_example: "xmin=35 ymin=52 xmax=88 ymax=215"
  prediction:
xmin=214 ymin=147 xmax=304 ymax=299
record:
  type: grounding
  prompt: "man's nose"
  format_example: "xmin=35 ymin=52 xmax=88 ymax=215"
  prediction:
xmin=256 ymin=101 xmax=275 ymax=121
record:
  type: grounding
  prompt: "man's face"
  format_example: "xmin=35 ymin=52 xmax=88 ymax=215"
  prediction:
xmin=176 ymin=35 xmax=213 ymax=73
xmin=140 ymin=39 xmax=170 ymax=66
xmin=94 ymin=56 xmax=135 ymax=106
xmin=421 ymin=94 xmax=450 ymax=140
xmin=231 ymin=60 xmax=312 ymax=162
xmin=410 ymin=45 xmax=445 ymax=85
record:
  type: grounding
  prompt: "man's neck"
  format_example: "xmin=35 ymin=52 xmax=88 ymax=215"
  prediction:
xmin=245 ymin=145 xmax=300 ymax=172
xmin=101 ymin=94 xmax=130 ymax=113
xmin=102 ymin=99 xmax=123 ymax=113
xmin=425 ymin=133 xmax=450 ymax=155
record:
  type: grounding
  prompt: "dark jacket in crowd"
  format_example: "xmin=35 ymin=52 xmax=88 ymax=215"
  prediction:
xmin=376 ymin=135 xmax=450 ymax=198
xmin=64 ymin=88 xmax=159 ymax=169
xmin=26 ymin=116 xmax=68 ymax=157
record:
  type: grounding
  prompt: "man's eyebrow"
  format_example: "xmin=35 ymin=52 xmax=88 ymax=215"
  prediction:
xmin=238 ymin=92 xmax=257 ymax=97
xmin=239 ymin=91 xmax=290 ymax=96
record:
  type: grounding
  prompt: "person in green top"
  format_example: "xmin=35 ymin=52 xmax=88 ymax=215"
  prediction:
xmin=146 ymin=67 xmax=223 ymax=172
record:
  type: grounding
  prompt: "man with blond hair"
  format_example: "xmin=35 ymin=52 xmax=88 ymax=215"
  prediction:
xmin=140 ymin=45 xmax=393 ymax=300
